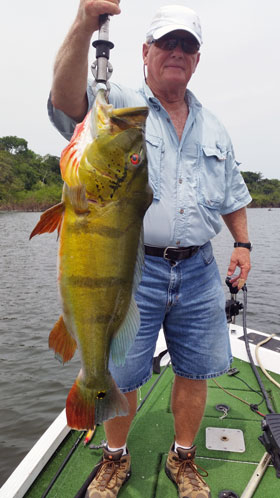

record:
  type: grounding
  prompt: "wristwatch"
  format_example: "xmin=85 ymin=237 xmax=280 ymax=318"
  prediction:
xmin=234 ymin=242 xmax=252 ymax=251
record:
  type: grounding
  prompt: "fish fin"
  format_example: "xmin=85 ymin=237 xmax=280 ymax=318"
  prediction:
xmin=66 ymin=374 xmax=129 ymax=429
xmin=64 ymin=182 xmax=89 ymax=214
xmin=94 ymin=376 xmax=129 ymax=425
xmin=60 ymin=118 xmax=88 ymax=181
xmin=110 ymin=296 xmax=140 ymax=367
xmin=110 ymin=232 xmax=144 ymax=366
xmin=132 ymin=228 xmax=145 ymax=293
xmin=29 ymin=202 xmax=65 ymax=239
xmin=49 ymin=316 xmax=77 ymax=364
xmin=66 ymin=379 xmax=95 ymax=430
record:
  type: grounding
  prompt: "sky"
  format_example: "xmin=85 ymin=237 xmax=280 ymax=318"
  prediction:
xmin=0 ymin=0 xmax=279 ymax=179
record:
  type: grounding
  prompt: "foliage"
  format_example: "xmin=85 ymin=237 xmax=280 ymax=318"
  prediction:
xmin=0 ymin=136 xmax=279 ymax=210
xmin=241 ymin=171 xmax=280 ymax=207
xmin=0 ymin=136 xmax=62 ymax=210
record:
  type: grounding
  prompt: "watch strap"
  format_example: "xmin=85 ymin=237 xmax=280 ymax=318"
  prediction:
xmin=234 ymin=242 xmax=252 ymax=251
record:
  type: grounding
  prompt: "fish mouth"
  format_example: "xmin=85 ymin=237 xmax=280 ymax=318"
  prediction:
xmin=109 ymin=107 xmax=149 ymax=131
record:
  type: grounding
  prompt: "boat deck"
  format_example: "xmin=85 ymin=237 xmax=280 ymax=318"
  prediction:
xmin=24 ymin=356 xmax=280 ymax=497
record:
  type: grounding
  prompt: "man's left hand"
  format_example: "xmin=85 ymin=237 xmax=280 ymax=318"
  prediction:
xmin=227 ymin=247 xmax=251 ymax=289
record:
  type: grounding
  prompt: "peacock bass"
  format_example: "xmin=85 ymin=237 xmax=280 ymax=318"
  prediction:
xmin=30 ymin=89 xmax=153 ymax=430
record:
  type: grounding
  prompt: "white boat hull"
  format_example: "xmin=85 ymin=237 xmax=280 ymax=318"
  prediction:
xmin=1 ymin=324 xmax=279 ymax=498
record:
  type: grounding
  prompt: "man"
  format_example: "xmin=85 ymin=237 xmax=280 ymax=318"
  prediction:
xmin=48 ymin=2 xmax=252 ymax=497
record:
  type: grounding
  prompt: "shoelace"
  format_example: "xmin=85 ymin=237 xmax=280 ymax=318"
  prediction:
xmin=176 ymin=458 xmax=208 ymax=488
xmin=95 ymin=458 xmax=124 ymax=490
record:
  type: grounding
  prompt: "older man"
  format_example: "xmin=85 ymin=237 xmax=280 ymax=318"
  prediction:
xmin=48 ymin=2 xmax=252 ymax=497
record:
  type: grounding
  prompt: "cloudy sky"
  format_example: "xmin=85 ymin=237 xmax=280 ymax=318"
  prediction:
xmin=1 ymin=0 xmax=279 ymax=179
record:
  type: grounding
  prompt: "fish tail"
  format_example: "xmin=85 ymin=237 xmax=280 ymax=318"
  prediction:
xmin=66 ymin=374 xmax=129 ymax=430
xmin=66 ymin=379 xmax=95 ymax=430
xmin=95 ymin=375 xmax=129 ymax=425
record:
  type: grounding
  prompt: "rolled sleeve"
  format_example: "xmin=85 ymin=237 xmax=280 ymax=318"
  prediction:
xmin=47 ymin=85 xmax=95 ymax=141
xmin=220 ymin=150 xmax=252 ymax=215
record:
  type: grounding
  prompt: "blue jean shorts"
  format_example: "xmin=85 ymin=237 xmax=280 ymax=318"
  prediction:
xmin=109 ymin=241 xmax=232 ymax=392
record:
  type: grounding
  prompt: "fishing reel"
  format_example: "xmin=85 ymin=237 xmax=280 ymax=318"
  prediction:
xmin=225 ymin=276 xmax=244 ymax=323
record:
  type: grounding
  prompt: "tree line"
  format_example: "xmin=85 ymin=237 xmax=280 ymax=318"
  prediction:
xmin=0 ymin=136 xmax=62 ymax=210
xmin=0 ymin=136 xmax=279 ymax=210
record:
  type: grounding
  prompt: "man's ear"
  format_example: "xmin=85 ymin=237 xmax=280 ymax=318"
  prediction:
xmin=193 ymin=52 xmax=200 ymax=73
xmin=142 ymin=43 xmax=150 ymax=65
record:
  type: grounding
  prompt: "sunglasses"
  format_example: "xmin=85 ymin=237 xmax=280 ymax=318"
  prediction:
xmin=150 ymin=36 xmax=200 ymax=55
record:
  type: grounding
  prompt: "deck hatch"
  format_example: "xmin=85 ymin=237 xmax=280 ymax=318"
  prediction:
xmin=205 ymin=427 xmax=245 ymax=452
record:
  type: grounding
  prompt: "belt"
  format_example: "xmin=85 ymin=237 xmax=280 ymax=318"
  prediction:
xmin=144 ymin=245 xmax=200 ymax=261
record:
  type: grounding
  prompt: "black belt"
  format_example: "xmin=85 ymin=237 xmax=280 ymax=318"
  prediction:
xmin=144 ymin=245 xmax=200 ymax=261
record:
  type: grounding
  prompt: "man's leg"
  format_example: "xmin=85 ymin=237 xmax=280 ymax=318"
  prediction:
xmin=104 ymin=390 xmax=137 ymax=447
xmin=165 ymin=376 xmax=210 ymax=497
xmin=85 ymin=255 xmax=169 ymax=496
xmin=171 ymin=376 xmax=207 ymax=446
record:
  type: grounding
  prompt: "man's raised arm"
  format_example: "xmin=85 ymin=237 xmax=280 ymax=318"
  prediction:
xmin=50 ymin=0 xmax=121 ymax=122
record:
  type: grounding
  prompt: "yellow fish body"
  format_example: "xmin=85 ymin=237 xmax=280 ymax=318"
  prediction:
xmin=30 ymin=90 xmax=152 ymax=429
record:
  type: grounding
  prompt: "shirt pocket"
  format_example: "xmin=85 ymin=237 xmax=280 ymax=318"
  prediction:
xmin=196 ymin=145 xmax=227 ymax=209
xmin=145 ymin=134 xmax=164 ymax=200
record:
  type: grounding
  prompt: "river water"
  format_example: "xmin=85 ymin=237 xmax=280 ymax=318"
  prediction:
xmin=0 ymin=209 xmax=279 ymax=486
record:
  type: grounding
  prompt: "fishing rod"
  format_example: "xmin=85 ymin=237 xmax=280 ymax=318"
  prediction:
xmin=225 ymin=277 xmax=280 ymax=497
xmin=225 ymin=277 xmax=275 ymax=413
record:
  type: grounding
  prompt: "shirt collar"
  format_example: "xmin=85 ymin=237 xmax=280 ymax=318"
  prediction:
xmin=141 ymin=80 xmax=202 ymax=112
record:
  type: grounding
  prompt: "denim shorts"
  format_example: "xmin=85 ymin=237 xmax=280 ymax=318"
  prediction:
xmin=108 ymin=241 xmax=232 ymax=392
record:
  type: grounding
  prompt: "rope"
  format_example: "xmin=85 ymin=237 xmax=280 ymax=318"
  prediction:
xmin=255 ymin=334 xmax=280 ymax=389
xmin=211 ymin=379 xmax=265 ymax=417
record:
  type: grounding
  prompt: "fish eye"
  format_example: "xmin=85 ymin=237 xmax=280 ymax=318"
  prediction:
xmin=130 ymin=153 xmax=140 ymax=165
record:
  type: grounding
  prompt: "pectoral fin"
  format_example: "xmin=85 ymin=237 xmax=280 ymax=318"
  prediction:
xmin=110 ymin=234 xmax=144 ymax=366
xmin=29 ymin=202 xmax=65 ymax=239
xmin=63 ymin=183 xmax=89 ymax=214
xmin=49 ymin=315 xmax=77 ymax=364
xmin=110 ymin=296 xmax=140 ymax=367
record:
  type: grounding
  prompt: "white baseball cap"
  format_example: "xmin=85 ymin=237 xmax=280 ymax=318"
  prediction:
xmin=146 ymin=4 xmax=202 ymax=46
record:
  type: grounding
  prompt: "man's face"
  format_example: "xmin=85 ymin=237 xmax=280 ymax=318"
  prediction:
xmin=143 ymin=30 xmax=200 ymax=94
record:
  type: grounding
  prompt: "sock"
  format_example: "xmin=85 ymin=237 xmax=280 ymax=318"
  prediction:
xmin=174 ymin=441 xmax=193 ymax=453
xmin=107 ymin=443 xmax=127 ymax=455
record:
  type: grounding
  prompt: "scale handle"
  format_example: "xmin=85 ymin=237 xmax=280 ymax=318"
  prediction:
xmin=92 ymin=14 xmax=114 ymax=87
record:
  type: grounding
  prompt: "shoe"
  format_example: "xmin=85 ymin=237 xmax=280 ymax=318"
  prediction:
xmin=165 ymin=444 xmax=211 ymax=498
xmin=85 ymin=447 xmax=131 ymax=497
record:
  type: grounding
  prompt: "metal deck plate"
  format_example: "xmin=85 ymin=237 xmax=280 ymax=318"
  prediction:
xmin=205 ymin=427 xmax=245 ymax=452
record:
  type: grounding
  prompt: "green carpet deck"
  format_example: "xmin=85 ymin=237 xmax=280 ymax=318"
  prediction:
xmin=25 ymin=358 xmax=280 ymax=497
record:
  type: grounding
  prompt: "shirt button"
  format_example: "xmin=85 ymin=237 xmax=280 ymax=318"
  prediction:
xmin=167 ymin=118 xmax=171 ymax=123
xmin=179 ymin=178 xmax=183 ymax=184
xmin=179 ymin=208 xmax=184 ymax=214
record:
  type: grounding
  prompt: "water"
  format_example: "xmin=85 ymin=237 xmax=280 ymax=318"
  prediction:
xmin=0 ymin=209 xmax=279 ymax=486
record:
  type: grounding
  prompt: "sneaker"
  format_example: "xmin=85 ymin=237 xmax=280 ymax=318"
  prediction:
xmin=85 ymin=447 xmax=131 ymax=497
xmin=165 ymin=444 xmax=211 ymax=498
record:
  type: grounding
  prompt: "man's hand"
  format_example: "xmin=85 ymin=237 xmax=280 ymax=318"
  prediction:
xmin=51 ymin=0 xmax=120 ymax=121
xmin=227 ymin=247 xmax=251 ymax=289
xmin=77 ymin=0 xmax=121 ymax=33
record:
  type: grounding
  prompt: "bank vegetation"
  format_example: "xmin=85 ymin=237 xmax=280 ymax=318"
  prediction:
xmin=0 ymin=136 xmax=279 ymax=210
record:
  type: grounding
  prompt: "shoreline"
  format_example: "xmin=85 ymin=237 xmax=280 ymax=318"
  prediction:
xmin=1 ymin=204 xmax=279 ymax=213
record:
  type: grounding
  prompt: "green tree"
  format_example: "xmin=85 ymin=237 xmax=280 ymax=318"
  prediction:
xmin=0 ymin=136 xmax=28 ymax=154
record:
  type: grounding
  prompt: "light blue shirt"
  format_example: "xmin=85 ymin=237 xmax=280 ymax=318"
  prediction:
xmin=48 ymin=81 xmax=252 ymax=247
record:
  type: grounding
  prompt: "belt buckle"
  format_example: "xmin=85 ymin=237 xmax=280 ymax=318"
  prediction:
xmin=163 ymin=246 xmax=176 ymax=261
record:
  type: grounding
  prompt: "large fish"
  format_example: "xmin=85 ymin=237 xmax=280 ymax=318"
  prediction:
xmin=30 ymin=89 xmax=152 ymax=429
